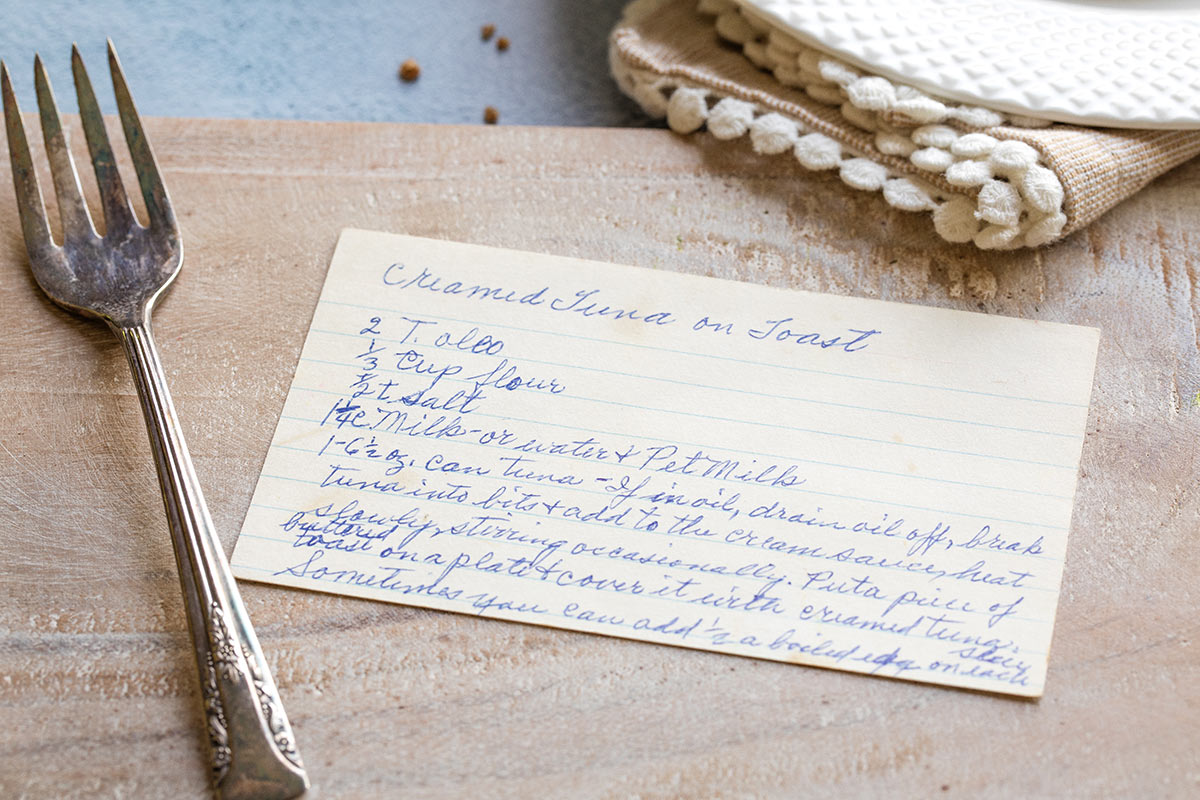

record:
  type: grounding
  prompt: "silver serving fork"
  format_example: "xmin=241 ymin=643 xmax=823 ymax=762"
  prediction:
xmin=2 ymin=43 xmax=308 ymax=800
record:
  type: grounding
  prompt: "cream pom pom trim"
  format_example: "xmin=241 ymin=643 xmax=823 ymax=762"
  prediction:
xmin=612 ymin=0 xmax=1069 ymax=249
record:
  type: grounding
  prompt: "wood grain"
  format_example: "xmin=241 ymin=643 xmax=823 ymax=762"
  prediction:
xmin=1 ymin=118 xmax=1197 ymax=799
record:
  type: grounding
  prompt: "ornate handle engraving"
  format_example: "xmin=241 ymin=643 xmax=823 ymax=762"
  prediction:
xmin=208 ymin=605 xmax=304 ymax=773
xmin=202 ymin=651 xmax=233 ymax=784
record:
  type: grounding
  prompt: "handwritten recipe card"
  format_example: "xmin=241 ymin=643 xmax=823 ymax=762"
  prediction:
xmin=232 ymin=229 xmax=1100 ymax=696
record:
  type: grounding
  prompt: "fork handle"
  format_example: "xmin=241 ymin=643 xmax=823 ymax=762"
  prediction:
xmin=114 ymin=321 xmax=309 ymax=800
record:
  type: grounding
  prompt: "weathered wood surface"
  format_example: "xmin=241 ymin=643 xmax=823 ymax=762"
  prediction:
xmin=0 ymin=118 xmax=1197 ymax=799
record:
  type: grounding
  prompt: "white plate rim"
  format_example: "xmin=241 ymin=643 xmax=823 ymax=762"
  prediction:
xmin=737 ymin=0 xmax=1200 ymax=129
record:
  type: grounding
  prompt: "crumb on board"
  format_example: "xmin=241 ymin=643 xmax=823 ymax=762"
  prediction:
xmin=496 ymin=36 xmax=510 ymax=52
xmin=398 ymin=59 xmax=420 ymax=82
xmin=484 ymin=106 xmax=499 ymax=124
xmin=481 ymin=23 xmax=496 ymax=41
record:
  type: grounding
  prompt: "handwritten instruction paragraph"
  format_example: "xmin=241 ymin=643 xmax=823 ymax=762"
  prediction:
xmin=232 ymin=229 xmax=1100 ymax=695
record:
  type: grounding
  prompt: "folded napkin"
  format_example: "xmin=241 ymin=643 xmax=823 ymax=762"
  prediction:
xmin=610 ymin=0 xmax=1200 ymax=248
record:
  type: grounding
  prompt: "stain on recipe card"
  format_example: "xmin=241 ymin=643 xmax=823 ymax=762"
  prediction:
xmin=232 ymin=228 xmax=1100 ymax=696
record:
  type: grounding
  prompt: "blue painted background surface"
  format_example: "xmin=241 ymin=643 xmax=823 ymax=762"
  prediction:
xmin=0 ymin=0 xmax=657 ymax=126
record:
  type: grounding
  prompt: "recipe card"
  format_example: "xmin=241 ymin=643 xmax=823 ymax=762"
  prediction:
xmin=232 ymin=228 xmax=1100 ymax=696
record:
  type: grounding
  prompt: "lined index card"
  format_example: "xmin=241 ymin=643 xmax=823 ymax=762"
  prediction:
xmin=232 ymin=229 xmax=1100 ymax=696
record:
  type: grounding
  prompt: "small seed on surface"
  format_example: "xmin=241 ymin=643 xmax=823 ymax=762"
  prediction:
xmin=483 ymin=106 xmax=499 ymax=124
xmin=398 ymin=59 xmax=420 ymax=82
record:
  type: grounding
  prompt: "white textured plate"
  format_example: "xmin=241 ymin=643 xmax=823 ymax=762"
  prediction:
xmin=739 ymin=0 xmax=1200 ymax=129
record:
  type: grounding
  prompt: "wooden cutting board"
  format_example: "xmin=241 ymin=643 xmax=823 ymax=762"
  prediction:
xmin=1 ymin=118 xmax=1197 ymax=799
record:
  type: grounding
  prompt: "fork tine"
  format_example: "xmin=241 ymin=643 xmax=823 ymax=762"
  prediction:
xmin=33 ymin=54 xmax=96 ymax=243
xmin=1 ymin=61 xmax=59 ymax=261
xmin=107 ymin=41 xmax=175 ymax=234
xmin=72 ymin=44 xmax=134 ymax=236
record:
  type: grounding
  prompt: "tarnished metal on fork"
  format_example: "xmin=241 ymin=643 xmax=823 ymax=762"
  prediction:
xmin=2 ymin=43 xmax=309 ymax=800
